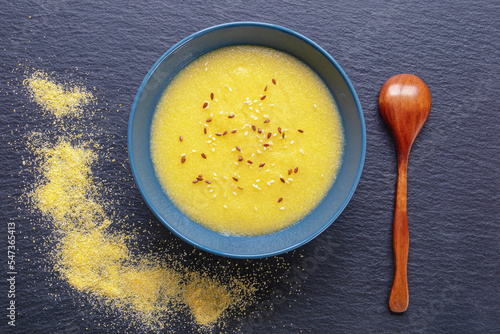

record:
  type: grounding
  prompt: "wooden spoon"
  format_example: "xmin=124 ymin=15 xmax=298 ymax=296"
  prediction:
xmin=379 ymin=74 xmax=431 ymax=313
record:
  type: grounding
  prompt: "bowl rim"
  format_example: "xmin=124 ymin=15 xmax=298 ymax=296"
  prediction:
xmin=128 ymin=21 xmax=366 ymax=258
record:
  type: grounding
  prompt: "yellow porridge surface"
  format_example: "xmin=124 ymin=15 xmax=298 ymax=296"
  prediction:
xmin=151 ymin=45 xmax=344 ymax=236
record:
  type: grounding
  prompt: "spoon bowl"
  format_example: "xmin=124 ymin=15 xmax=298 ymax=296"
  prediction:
xmin=379 ymin=73 xmax=431 ymax=313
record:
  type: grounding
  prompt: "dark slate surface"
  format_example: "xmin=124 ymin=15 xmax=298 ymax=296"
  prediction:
xmin=1 ymin=0 xmax=499 ymax=333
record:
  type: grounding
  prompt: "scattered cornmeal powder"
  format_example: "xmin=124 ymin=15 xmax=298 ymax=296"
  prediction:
xmin=24 ymin=70 xmax=94 ymax=117
xmin=25 ymin=70 xmax=261 ymax=331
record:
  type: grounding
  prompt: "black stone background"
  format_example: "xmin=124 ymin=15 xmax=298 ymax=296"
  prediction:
xmin=1 ymin=0 xmax=499 ymax=333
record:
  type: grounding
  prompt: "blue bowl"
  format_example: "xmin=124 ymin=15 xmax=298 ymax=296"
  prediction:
xmin=128 ymin=22 xmax=365 ymax=258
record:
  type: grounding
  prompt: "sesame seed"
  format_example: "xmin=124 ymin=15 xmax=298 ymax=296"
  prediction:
xmin=300 ymin=149 xmax=304 ymax=155
xmin=272 ymin=78 xmax=277 ymax=85
xmin=181 ymin=156 xmax=186 ymax=163
xmin=233 ymin=192 xmax=237 ymax=196
xmin=280 ymin=207 xmax=285 ymax=210
xmin=206 ymin=118 xmax=212 ymax=122
xmin=201 ymin=153 xmax=207 ymax=159
xmin=225 ymin=84 xmax=232 ymax=92
xmin=203 ymin=102 xmax=209 ymax=108
xmin=244 ymin=131 xmax=248 ymax=136
xmin=278 ymin=197 xmax=283 ymax=203
xmin=290 ymin=140 xmax=294 ymax=144
xmin=209 ymin=189 xmax=213 ymax=192
xmin=224 ymin=205 xmax=227 ymax=209
xmin=257 ymin=150 xmax=262 ymax=154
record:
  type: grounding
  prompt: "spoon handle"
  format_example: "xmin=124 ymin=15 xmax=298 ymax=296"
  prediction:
xmin=389 ymin=153 xmax=410 ymax=313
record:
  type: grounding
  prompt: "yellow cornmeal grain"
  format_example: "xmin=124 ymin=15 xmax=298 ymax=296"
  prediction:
xmin=151 ymin=45 xmax=344 ymax=236
xmin=24 ymin=70 xmax=93 ymax=117
xmin=25 ymin=69 xmax=258 ymax=330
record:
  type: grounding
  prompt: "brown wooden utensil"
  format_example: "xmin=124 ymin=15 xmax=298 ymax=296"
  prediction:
xmin=379 ymin=74 xmax=431 ymax=313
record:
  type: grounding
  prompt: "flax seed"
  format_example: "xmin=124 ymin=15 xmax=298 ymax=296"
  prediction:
xmin=206 ymin=118 xmax=212 ymax=122
xmin=288 ymin=169 xmax=292 ymax=175
xmin=267 ymin=132 xmax=272 ymax=139
xmin=228 ymin=114 xmax=235 ymax=118
xmin=278 ymin=197 xmax=283 ymax=203
xmin=201 ymin=153 xmax=207 ymax=159
xmin=179 ymin=136 xmax=183 ymax=142
xmin=261 ymin=95 xmax=266 ymax=100
xmin=294 ymin=166 xmax=298 ymax=173
xmin=210 ymin=92 xmax=214 ymax=100
xmin=252 ymin=125 xmax=256 ymax=131
xmin=259 ymin=163 xmax=265 ymax=168
xmin=231 ymin=129 xmax=237 ymax=133
xmin=203 ymin=102 xmax=208 ymax=108
xmin=272 ymin=78 xmax=276 ymax=85
xmin=278 ymin=127 xmax=282 ymax=133
xmin=204 ymin=127 xmax=207 ymax=134
xmin=247 ymin=160 xmax=253 ymax=164
xmin=223 ymin=130 xmax=228 ymax=135
xmin=215 ymin=132 xmax=222 ymax=136
xmin=238 ymin=156 xmax=243 ymax=161
xmin=193 ymin=179 xmax=198 ymax=183
xmin=298 ymin=129 xmax=304 ymax=133
xmin=280 ymin=177 xmax=285 ymax=183
xmin=181 ymin=156 xmax=186 ymax=163
xmin=264 ymin=119 xmax=270 ymax=123
xmin=232 ymin=177 xmax=238 ymax=182
xmin=236 ymin=146 xmax=241 ymax=152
